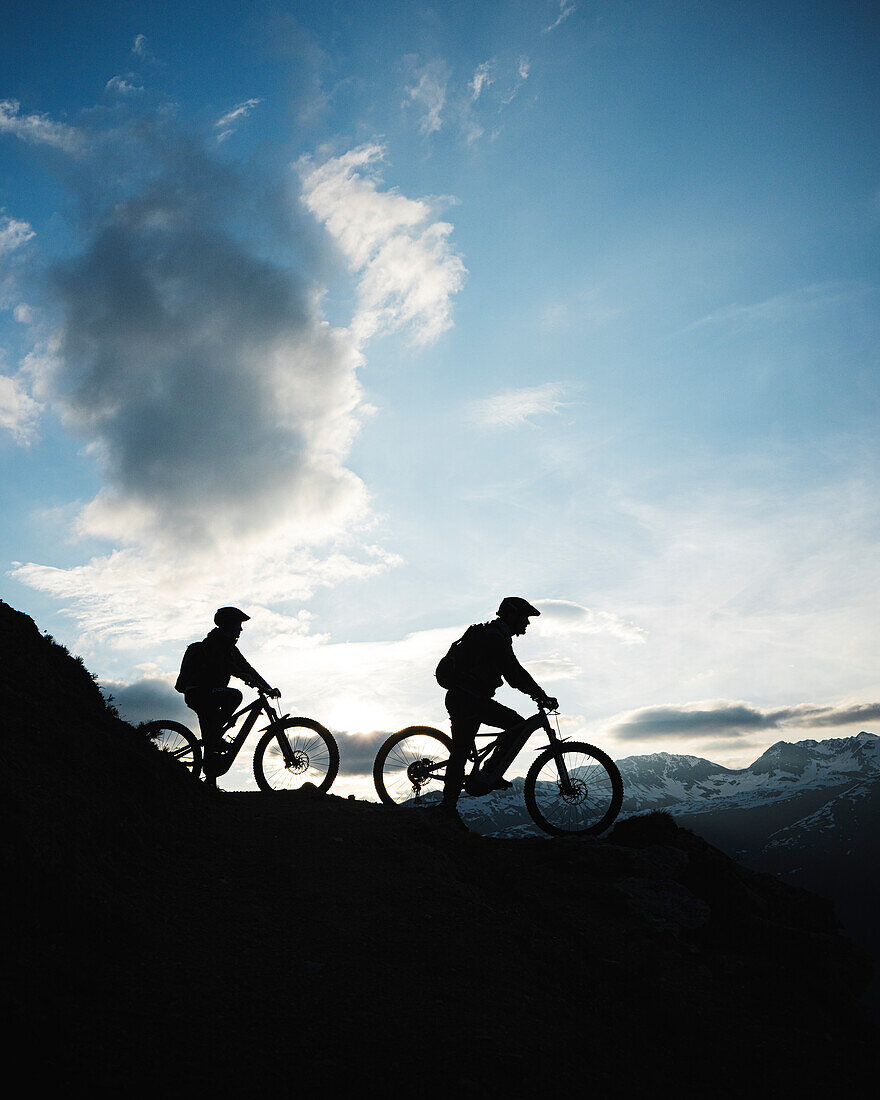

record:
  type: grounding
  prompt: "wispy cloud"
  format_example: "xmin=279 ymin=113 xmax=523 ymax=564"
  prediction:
xmin=299 ymin=143 xmax=466 ymax=346
xmin=470 ymin=61 xmax=496 ymax=101
xmin=533 ymin=599 xmax=647 ymax=645
xmin=0 ymin=98 xmax=85 ymax=155
xmin=132 ymin=34 xmax=148 ymax=57
xmin=500 ymin=56 xmax=531 ymax=104
xmin=676 ymin=281 xmax=873 ymax=337
xmin=468 ymin=382 xmax=567 ymax=428
xmin=214 ymin=97 xmax=263 ymax=141
xmin=0 ymin=372 xmax=41 ymax=444
xmin=540 ymin=287 xmax=622 ymax=331
xmin=543 ymin=0 xmax=576 ymax=34
xmin=0 ymin=214 xmax=35 ymax=255
xmin=610 ymin=699 xmax=880 ymax=740
xmin=403 ymin=58 xmax=449 ymax=134
xmin=13 ymin=543 xmax=401 ymax=651
xmin=105 ymin=74 xmax=144 ymax=96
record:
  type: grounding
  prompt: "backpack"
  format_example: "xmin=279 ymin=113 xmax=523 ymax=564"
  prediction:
xmin=174 ymin=641 xmax=205 ymax=694
xmin=435 ymin=624 xmax=485 ymax=689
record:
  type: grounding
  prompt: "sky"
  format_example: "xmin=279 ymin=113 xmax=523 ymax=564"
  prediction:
xmin=2 ymin=0 xmax=879 ymax=794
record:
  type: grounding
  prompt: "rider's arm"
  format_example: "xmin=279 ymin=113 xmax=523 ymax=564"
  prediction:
xmin=495 ymin=635 xmax=545 ymax=700
xmin=230 ymin=647 xmax=275 ymax=694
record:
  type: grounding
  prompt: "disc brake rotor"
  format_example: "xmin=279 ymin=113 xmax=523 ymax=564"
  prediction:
xmin=286 ymin=749 xmax=309 ymax=774
xmin=558 ymin=777 xmax=588 ymax=805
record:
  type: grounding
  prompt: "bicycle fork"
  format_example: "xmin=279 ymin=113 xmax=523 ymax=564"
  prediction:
xmin=545 ymin=719 xmax=578 ymax=799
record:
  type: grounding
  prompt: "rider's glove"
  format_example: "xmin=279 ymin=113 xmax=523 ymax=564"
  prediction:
xmin=536 ymin=694 xmax=559 ymax=712
xmin=267 ymin=686 xmax=281 ymax=699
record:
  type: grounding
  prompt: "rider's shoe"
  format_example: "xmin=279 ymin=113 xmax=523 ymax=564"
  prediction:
xmin=465 ymin=773 xmax=512 ymax=796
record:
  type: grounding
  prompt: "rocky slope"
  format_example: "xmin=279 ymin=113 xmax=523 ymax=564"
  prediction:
xmin=2 ymin=599 xmax=878 ymax=1093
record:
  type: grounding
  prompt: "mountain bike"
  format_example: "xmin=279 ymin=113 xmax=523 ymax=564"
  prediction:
xmin=143 ymin=690 xmax=339 ymax=793
xmin=372 ymin=705 xmax=623 ymax=837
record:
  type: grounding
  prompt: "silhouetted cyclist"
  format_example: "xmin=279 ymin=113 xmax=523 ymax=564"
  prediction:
xmin=435 ymin=597 xmax=558 ymax=822
xmin=175 ymin=607 xmax=279 ymax=790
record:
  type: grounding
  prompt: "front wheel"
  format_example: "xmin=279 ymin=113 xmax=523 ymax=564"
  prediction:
xmin=253 ymin=718 xmax=339 ymax=793
xmin=524 ymin=742 xmax=623 ymax=837
xmin=142 ymin=720 xmax=202 ymax=777
xmin=373 ymin=726 xmax=452 ymax=807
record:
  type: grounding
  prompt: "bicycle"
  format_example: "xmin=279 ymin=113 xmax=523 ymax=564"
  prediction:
xmin=372 ymin=705 xmax=623 ymax=837
xmin=143 ymin=689 xmax=339 ymax=794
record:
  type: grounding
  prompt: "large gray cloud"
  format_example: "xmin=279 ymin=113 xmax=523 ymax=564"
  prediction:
xmin=612 ymin=700 xmax=880 ymax=740
xmin=102 ymin=676 xmax=189 ymax=726
xmin=33 ymin=119 xmax=366 ymax=548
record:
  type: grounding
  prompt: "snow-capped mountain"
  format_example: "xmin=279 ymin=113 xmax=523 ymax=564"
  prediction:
xmin=460 ymin=731 xmax=880 ymax=836
xmin=617 ymin=730 xmax=880 ymax=817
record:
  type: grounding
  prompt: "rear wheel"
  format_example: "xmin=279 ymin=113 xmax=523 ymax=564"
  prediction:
xmin=373 ymin=726 xmax=452 ymax=806
xmin=524 ymin=742 xmax=622 ymax=837
xmin=143 ymin=720 xmax=202 ymax=777
xmin=253 ymin=718 xmax=339 ymax=793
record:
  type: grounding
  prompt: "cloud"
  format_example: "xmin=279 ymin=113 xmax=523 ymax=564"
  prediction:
xmin=105 ymin=75 xmax=144 ymax=97
xmin=540 ymin=288 xmax=622 ymax=332
xmin=101 ymin=676 xmax=189 ymax=725
xmin=132 ymin=34 xmax=148 ymax=57
xmin=299 ymin=143 xmax=466 ymax=346
xmin=13 ymin=543 xmax=401 ymax=650
xmin=676 ymin=282 xmax=872 ymax=337
xmin=470 ymin=61 xmax=496 ymax=101
xmin=543 ymin=1 xmax=577 ymax=34
xmin=403 ymin=58 xmax=449 ymax=134
xmin=533 ymin=599 xmax=647 ymax=644
xmin=33 ymin=127 xmax=370 ymax=550
xmin=0 ymin=372 xmax=41 ymax=443
xmin=214 ymin=98 xmax=263 ymax=141
xmin=610 ymin=699 xmax=880 ymax=740
xmin=336 ymin=730 xmax=394 ymax=776
xmin=0 ymin=214 xmax=35 ymax=255
xmin=459 ymin=57 xmax=531 ymax=142
xmin=7 ymin=103 xmax=421 ymax=649
xmin=0 ymin=98 xmax=85 ymax=155
xmin=468 ymin=382 xmax=566 ymax=428
xmin=500 ymin=56 xmax=531 ymax=105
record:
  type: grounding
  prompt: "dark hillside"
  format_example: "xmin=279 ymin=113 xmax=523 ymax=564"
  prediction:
xmin=2 ymin=600 xmax=878 ymax=1094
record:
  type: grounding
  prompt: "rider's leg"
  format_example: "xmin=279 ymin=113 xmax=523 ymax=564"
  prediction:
xmin=213 ymin=686 xmax=242 ymax=729
xmin=442 ymin=690 xmax=482 ymax=811
xmin=471 ymin=699 xmax=526 ymax=787
xmin=185 ymin=688 xmax=225 ymax=786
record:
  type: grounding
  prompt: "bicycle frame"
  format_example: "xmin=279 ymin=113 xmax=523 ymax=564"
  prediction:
xmin=473 ymin=707 xmax=576 ymax=791
xmin=208 ymin=692 xmax=286 ymax=779
xmin=405 ymin=707 xmax=572 ymax=795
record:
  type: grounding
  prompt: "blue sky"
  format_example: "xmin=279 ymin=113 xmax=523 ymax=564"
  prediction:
xmin=2 ymin=0 xmax=879 ymax=792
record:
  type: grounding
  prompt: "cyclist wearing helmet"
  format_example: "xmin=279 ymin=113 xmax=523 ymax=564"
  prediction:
xmin=175 ymin=607 xmax=279 ymax=789
xmin=435 ymin=597 xmax=558 ymax=818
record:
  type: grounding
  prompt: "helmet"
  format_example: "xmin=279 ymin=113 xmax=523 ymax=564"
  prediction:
xmin=214 ymin=606 xmax=250 ymax=627
xmin=497 ymin=597 xmax=540 ymax=619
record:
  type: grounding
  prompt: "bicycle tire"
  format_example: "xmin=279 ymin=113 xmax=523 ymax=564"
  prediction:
xmin=143 ymin=720 xmax=202 ymax=777
xmin=373 ymin=726 xmax=453 ymax=807
xmin=524 ymin=741 xmax=623 ymax=837
xmin=253 ymin=718 xmax=339 ymax=793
